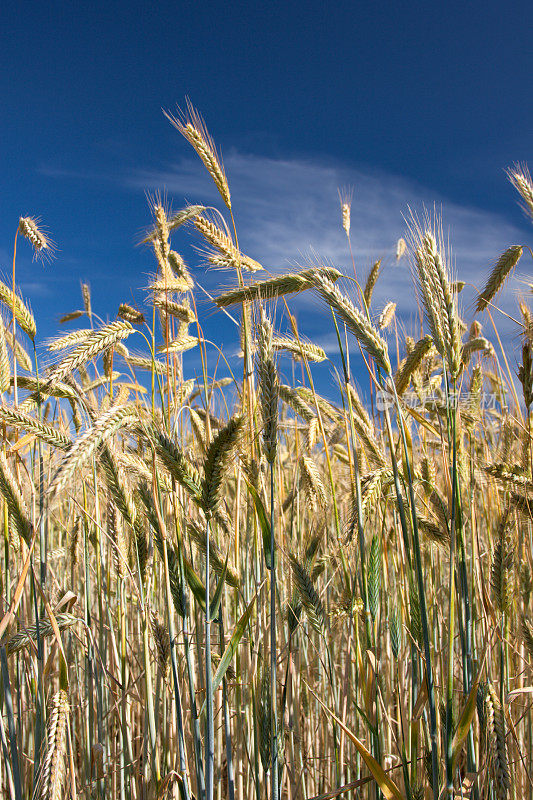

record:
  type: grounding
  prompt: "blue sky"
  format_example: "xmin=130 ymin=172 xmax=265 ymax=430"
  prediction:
xmin=1 ymin=0 xmax=532 ymax=391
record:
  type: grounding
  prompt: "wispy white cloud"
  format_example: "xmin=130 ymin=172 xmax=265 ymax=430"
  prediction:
xmin=130 ymin=150 xmax=527 ymax=259
xmin=129 ymin=152 xmax=531 ymax=363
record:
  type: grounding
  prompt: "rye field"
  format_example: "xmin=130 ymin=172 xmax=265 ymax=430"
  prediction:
xmin=0 ymin=108 xmax=532 ymax=800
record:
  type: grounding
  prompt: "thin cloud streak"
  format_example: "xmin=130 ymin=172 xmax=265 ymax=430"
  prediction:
xmin=129 ymin=152 xmax=530 ymax=362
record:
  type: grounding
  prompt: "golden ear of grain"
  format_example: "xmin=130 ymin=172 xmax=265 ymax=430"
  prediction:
xmin=314 ymin=276 xmax=392 ymax=374
xmin=189 ymin=521 xmax=239 ymax=587
xmin=521 ymin=615 xmax=533 ymax=661
xmin=81 ymin=283 xmax=92 ymax=318
xmin=256 ymin=309 xmax=279 ymax=463
xmin=394 ymin=335 xmax=433 ymax=395
xmin=299 ymin=454 xmax=326 ymax=510
xmin=0 ymin=450 xmax=33 ymax=544
xmin=484 ymin=683 xmax=510 ymax=799
xmin=297 ymin=385 xmax=340 ymax=421
xmin=154 ymin=432 xmax=203 ymax=502
xmin=279 ymin=384 xmax=315 ymax=423
xmin=0 ymin=405 xmax=72 ymax=450
xmin=47 ymin=329 xmax=93 ymax=352
xmin=215 ymin=267 xmax=341 ymax=308
xmin=125 ymin=353 xmax=167 ymax=374
xmin=271 ymin=336 xmax=326 ymax=362
xmin=288 ymin=552 xmax=326 ymax=633
xmin=363 ymin=259 xmax=382 ymax=306
xmin=5 ymin=614 xmax=77 ymax=656
xmin=59 ymin=310 xmax=84 ymax=324
xmin=476 ymin=245 xmax=523 ymax=312
xmin=100 ymin=446 xmax=137 ymax=529
xmin=507 ymin=162 xmax=533 ymax=220
xmin=408 ymin=220 xmax=462 ymax=377
xmin=18 ymin=216 xmax=55 ymax=261
xmin=0 ymin=282 xmax=36 ymax=340
xmin=46 ymin=320 xmax=134 ymax=384
xmin=396 ymin=238 xmax=407 ymax=260
xmin=195 ymin=215 xmax=263 ymax=273
xmin=157 ymin=331 xmax=198 ymax=355
xmin=150 ymin=611 xmax=170 ymax=674
xmin=141 ymin=203 xmax=205 ymax=245
xmin=117 ymin=303 xmax=145 ymax=325
xmin=3 ymin=326 xmax=33 ymax=372
xmin=338 ymin=187 xmax=353 ymax=237
xmin=378 ymin=301 xmax=396 ymax=330
xmin=153 ymin=297 xmax=196 ymax=323
xmin=0 ymin=324 xmax=11 ymax=392
xmin=39 ymin=689 xmax=69 ymax=800
xmin=519 ymin=302 xmax=533 ymax=344
xmin=168 ymin=251 xmax=195 ymax=288
xmin=164 ymin=101 xmax=232 ymax=210
xmin=460 ymin=337 xmax=494 ymax=369
xmin=50 ymin=404 xmax=138 ymax=496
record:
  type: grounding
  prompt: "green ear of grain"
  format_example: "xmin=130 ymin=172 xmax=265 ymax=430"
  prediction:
xmin=368 ymin=533 xmax=382 ymax=621
xmin=201 ymin=415 xmax=244 ymax=516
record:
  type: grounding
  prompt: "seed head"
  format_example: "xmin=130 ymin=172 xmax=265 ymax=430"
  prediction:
xmin=338 ymin=187 xmax=353 ymax=237
xmin=476 ymin=245 xmax=523 ymax=312
xmin=507 ymin=162 xmax=533 ymax=221
xmin=396 ymin=237 xmax=407 ymax=260
xmin=18 ymin=216 xmax=55 ymax=261
xmin=164 ymin=100 xmax=231 ymax=210
xmin=378 ymin=301 xmax=396 ymax=330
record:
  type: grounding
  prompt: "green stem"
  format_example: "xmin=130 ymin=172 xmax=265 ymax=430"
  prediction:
xmin=205 ymin=518 xmax=214 ymax=800
xmin=270 ymin=461 xmax=279 ymax=800
xmin=445 ymin=378 xmax=458 ymax=797
xmin=390 ymin=380 xmax=440 ymax=800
